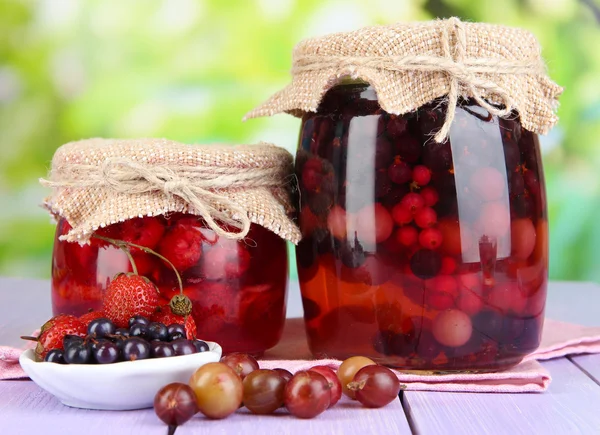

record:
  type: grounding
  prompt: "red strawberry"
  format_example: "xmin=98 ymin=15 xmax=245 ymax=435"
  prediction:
xmin=121 ymin=217 xmax=165 ymax=252
xmin=202 ymin=243 xmax=250 ymax=280
xmin=103 ymin=273 xmax=160 ymax=328
xmin=79 ymin=310 xmax=106 ymax=326
xmin=32 ymin=315 xmax=86 ymax=361
xmin=152 ymin=305 xmax=197 ymax=339
xmin=158 ymin=224 xmax=203 ymax=271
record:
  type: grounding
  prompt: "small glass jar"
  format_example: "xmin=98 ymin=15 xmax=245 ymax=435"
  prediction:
xmin=51 ymin=213 xmax=288 ymax=355
xmin=296 ymin=82 xmax=548 ymax=371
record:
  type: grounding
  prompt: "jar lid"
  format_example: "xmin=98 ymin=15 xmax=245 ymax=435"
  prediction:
xmin=40 ymin=138 xmax=301 ymax=244
xmin=245 ymin=17 xmax=563 ymax=142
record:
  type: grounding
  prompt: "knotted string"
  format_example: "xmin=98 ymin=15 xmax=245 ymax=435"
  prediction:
xmin=40 ymin=157 xmax=290 ymax=240
xmin=291 ymin=17 xmax=546 ymax=142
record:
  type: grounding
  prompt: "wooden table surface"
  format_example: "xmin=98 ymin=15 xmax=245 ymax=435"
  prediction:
xmin=1 ymin=278 xmax=599 ymax=434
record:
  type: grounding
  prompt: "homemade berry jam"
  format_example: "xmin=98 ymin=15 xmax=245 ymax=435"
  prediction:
xmin=52 ymin=213 xmax=289 ymax=355
xmin=296 ymin=82 xmax=548 ymax=371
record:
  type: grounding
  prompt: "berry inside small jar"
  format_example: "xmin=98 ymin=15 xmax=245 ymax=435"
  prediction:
xmin=51 ymin=213 xmax=289 ymax=355
xmin=296 ymin=82 xmax=548 ymax=371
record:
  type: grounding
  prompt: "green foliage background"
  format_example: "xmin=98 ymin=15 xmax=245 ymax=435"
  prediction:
xmin=1 ymin=0 xmax=599 ymax=283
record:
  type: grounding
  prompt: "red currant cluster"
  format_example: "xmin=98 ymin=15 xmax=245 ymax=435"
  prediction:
xmin=154 ymin=354 xmax=402 ymax=432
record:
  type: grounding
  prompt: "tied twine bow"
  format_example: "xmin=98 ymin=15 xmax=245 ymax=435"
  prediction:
xmin=40 ymin=157 xmax=289 ymax=240
xmin=291 ymin=17 xmax=547 ymax=142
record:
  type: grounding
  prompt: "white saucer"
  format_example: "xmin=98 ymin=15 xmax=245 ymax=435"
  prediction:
xmin=19 ymin=341 xmax=222 ymax=410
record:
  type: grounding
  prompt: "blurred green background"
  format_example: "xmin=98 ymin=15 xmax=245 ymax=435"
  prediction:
xmin=1 ymin=0 xmax=599 ymax=283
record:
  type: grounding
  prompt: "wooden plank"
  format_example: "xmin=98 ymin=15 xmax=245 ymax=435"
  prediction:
xmin=0 ymin=381 xmax=411 ymax=435
xmin=403 ymin=358 xmax=600 ymax=434
xmin=571 ymin=353 xmax=600 ymax=385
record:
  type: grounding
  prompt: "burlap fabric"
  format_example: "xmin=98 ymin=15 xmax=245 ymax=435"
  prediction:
xmin=245 ymin=17 xmax=563 ymax=142
xmin=40 ymin=138 xmax=301 ymax=244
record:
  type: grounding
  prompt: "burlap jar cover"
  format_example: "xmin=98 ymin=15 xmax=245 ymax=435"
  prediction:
xmin=245 ymin=17 xmax=563 ymax=141
xmin=40 ymin=138 xmax=302 ymax=244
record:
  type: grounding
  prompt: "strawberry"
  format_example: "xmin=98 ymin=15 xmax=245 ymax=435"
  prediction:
xmin=121 ymin=216 xmax=165 ymax=252
xmin=79 ymin=310 xmax=106 ymax=326
xmin=158 ymin=223 xmax=203 ymax=271
xmin=201 ymin=243 xmax=251 ymax=280
xmin=152 ymin=305 xmax=197 ymax=339
xmin=103 ymin=273 xmax=160 ymax=328
xmin=31 ymin=315 xmax=86 ymax=361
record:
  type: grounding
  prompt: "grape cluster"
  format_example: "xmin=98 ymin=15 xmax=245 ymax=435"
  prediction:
xmin=43 ymin=316 xmax=208 ymax=364
xmin=154 ymin=354 xmax=404 ymax=431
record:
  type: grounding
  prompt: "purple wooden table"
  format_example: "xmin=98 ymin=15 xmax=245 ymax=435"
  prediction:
xmin=1 ymin=278 xmax=600 ymax=434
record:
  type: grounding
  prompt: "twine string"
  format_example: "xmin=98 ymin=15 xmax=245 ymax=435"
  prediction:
xmin=40 ymin=157 xmax=292 ymax=240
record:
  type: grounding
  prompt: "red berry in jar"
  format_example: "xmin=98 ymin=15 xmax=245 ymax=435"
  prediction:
xmin=469 ymin=167 xmax=506 ymax=202
xmin=425 ymin=291 xmax=455 ymax=310
xmin=420 ymin=186 xmax=439 ymax=207
xmin=438 ymin=219 xmax=472 ymax=256
xmin=439 ymin=256 xmax=457 ymax=275
xmin=510 ymin=218 xmax=536 ymax=260
xmin=456 ymin=287 xmax=484 ymax=316
xmin=412 ymin=165 xmax=431 ymax=186
xmin=414 ymin=207 xmax=437 ymax=229
xmin=427 ymin=275 xmax=458 ymax=297
xmin=391 ymin=203 xmax=413 ymax=226
xmin=388 ymin=159 xmax=412 ymax=184
xmin=121 ymin=217 xmax=165 ymax=252
xmin=353 ymin=203 xmax=394 ymax=245
xmin=395 ymin=226 xmax=418 ymax=248
xmin=158 ymin=223 xmax=203 ymax=272
xmin=432 ymin=309 xmax=472 ymax=347
xmin=418 ymin=227 xmax=443 ymax=249
xmin=301 ymin=158 xmax=324 ymax=191
xmin=487 ymin=282 xmax=527 ymax=314
xmin=400 ymin=193 xmax=425 ymax=214
xmin=202 ymin=243 xmax=251 ymax=280
xmin=477 ymin=201 xmax=511 ymax=238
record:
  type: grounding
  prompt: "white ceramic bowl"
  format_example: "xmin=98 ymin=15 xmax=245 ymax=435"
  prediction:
xmin=19 ymin=341 xmax=222 ymax=410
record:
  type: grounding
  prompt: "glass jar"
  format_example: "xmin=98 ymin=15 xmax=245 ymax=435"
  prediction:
xmin=51 ymin=213 xmax=289 ymax=355
xmin=296 ymin=82 xmax=548 ymax=371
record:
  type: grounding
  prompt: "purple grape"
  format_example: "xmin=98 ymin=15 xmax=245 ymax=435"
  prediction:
xmin=167 ymin=324 xmax=186 ymax=341
xmin=151 ymin=342 xmax=176 ymax=358
xmin=114 ymin=328 xmax=130 ymax=338
xmin=147 ymin=322 xmax=169 ymax=341
xmin=87 ymin=318 xmax=116 ymax=338
xmin=122 ymin=337 xmax=151 ymax=361
xmin=129 ymin=323 xmax=148 ymax=339
xmin=63 ymin=334 xmax=84 ymax=349
xmin=64 ymin=343 xmax=92 ymax=364
xmin=129 ymin=315 xmax=150 ymax=328
xmin=94 ymin=341 xmax=120 ymax=364
xmin=409 ymin=249 xmax=442 ymax=279
xmin=193 ymin=340 xmax=209 ymax=353
xmin=171 ymin=339 xmax=197 ymax=356
xmin=44 ymin=349 xmax=65 ymax=364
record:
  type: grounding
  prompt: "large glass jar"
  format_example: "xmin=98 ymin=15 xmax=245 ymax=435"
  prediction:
xmin=52 ymin=213 xmax=289 ymax=355
xmin=296 ymin=82 xmax=548 ymax=371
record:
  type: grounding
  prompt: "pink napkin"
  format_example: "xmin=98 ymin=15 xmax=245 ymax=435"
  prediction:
xmin=3 ymin=319 xmax=600 ymax=392
xmin=258 ymin=318 xmax=600 ymax=393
